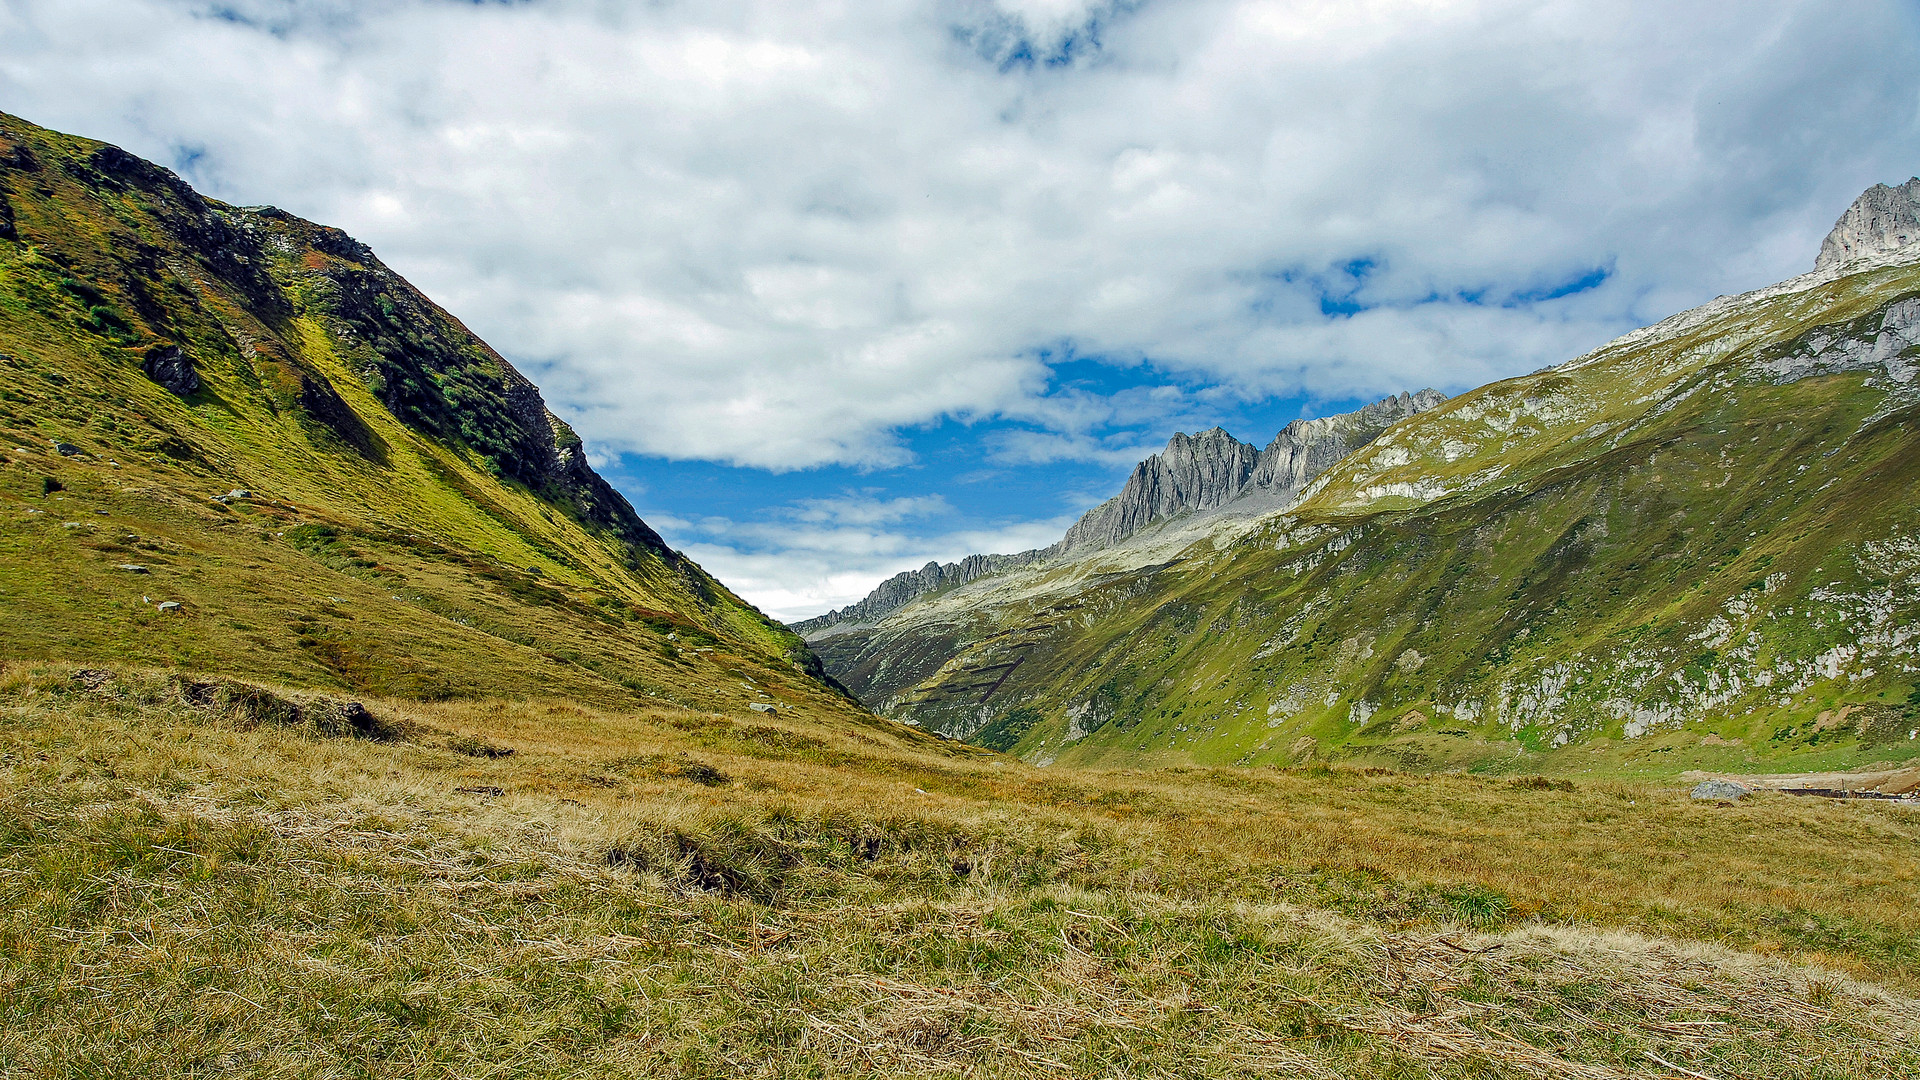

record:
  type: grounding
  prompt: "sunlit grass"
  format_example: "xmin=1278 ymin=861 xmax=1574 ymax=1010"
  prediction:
xmin=3 ymin=661 xmax=1917 ymax=1077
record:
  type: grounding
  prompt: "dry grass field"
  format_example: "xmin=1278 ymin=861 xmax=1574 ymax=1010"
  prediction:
xmin=4 ymin=661 xmax=1918 ymax=1078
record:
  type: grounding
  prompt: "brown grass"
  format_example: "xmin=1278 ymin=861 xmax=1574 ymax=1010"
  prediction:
xmin=3 ymin=660 xmax=1919 ymax=1077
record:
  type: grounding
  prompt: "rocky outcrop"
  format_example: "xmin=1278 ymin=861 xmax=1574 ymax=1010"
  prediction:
xmin=243 ymin=208 xmax=672 ymax=556
xmin=1053 ymin=389 xmax=1446 ymax=556
xmin=1750 ymin=294 xmax=1920 ymax=397
xmin=1 ymin=119 xmax=673 ymax=563
xmin=1816 ymin=178 xmax=1920 ymax=271
xmin=1051 ymin=428 xmax=1261 ymax=553
xmin=140 ymin=343 xmax=199 ymax=396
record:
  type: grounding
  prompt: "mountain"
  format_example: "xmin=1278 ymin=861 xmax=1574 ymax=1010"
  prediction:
xmin=1817 ymin=176 xmax=1920 ymax=270
xmin=792 ymin=551 xmax=1047 ymax=638
xmin=809 ymin=186 xmax=1920 ymax=773
xmin=0 ymin=112 xmax=862 ymax=720
xmin=793 ymin=389 xmax=1444 ymax=639
xmin=1053 ymin=390 xmax=1447 ymax=555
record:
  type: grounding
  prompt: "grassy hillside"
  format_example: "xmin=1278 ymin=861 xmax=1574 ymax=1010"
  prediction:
xmin=4 ymin=660 xmax=1918 ymax=1078
xmin=0 ymin=112 xmax=850 ymax=721
xmin=818 ymin=256 xmax=1920 ymax=774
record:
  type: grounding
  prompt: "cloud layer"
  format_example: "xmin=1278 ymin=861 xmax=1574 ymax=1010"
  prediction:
xmin=4 ymin=0 xmax=1917 ymax=615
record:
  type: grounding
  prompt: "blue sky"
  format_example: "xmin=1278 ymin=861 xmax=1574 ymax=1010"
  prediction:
xmin=605 ymin=366 xmax=1387 ymax=617
xmin=3 ymin=0 xmax=1917 ymax=618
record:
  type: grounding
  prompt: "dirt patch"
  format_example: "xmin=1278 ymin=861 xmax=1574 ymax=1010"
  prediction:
xmin=1812 ymin=706 xmax=1860 ymax=734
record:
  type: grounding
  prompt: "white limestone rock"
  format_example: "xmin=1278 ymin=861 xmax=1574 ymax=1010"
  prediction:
xmin=1816 ymin=178 xmax=1920 ymax=271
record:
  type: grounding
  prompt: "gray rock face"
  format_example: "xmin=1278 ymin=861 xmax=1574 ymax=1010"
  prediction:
xmin=794 ymin=389 xmax=1444 ymax=640
xmin=1690 ymin=779 xmax=1753 ymax=801
xmin=1051 ymin=389 xmax=1447 ymax=557
xmin=1815 ymin=178 xmax=1920 ymax=271
xmin=141 ymin=344 xmax=199 ymax=396
xmin=1052 ymin=428 xmax=1260 ymax=554
xmin=1751 ymin=294 xmax=1920 ymax=401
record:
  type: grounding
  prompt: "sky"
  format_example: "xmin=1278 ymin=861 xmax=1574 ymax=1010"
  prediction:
xmin=3 ymin=0 xmax=1917 ymax=620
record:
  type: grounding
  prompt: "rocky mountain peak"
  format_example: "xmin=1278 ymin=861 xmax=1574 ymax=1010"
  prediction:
xmin=1816 ymin=178 xmax=1920 ymax=270
xmin=794 ymin=389 xmax=1445 ymax=639
xmin=1052 ymin=388 xmax=1446 ymax=557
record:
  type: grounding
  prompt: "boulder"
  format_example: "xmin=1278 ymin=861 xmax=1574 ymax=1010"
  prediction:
xmin=115 ymin=564 xmax=149 ymax=573
xmin=748 ymin=702 xmax=777 ymax=713
xmin=1690 ymin=779 xmax=1753 ymax=801
xmin=156 ymin=600 xmax=182 ymax=613
xmin=141 ymin=344 xmax=200 ymax=395
xmin=51 ymin=441 xmax=80 ymax=456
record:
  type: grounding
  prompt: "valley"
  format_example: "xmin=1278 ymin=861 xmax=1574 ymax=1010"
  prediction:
xmin=1 ymin=111 xmax=1917 ymax=1078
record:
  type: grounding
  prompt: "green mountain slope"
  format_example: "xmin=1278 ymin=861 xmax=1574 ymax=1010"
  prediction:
xmin=0 ymin=113 xmax=855 ymax=720
xmin=817 ymin=241 xmax=1920 ymax=775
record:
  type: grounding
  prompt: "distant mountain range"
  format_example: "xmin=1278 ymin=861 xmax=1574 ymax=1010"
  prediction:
xmin=794 ymin=389 xmax=1445 ymax=638
xmin=802 ymin=177 xmax=1920 ymax=772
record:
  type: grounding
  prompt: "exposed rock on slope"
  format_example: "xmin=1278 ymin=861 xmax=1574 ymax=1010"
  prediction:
xmin=1054 ymin=390 xmax=1445 ymax=555
xmin=245 ymin=205 xmax=672 ymax=556
xmin=1052 ymin=427 xmax=1259 ymax=554
xmin=1816 ymin=177 xmax=1920 ymax=270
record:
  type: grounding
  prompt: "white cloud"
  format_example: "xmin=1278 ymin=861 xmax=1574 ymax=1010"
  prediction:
xmin=787 ymin=493 xmax=953 ymax=526
xmin=5 ymin=0 xmax=1914 ymax=474
xmin=654 ymin=493 xmax=1073 ymax=621
xmin=982 ymin=428 xmax=1163 ymax=467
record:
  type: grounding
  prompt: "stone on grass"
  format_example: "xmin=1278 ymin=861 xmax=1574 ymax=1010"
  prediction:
xmin=141 ymin=344 xmax=200 ymax=396
xmin=1690 ymin=779 xmax=1753 ymax=801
